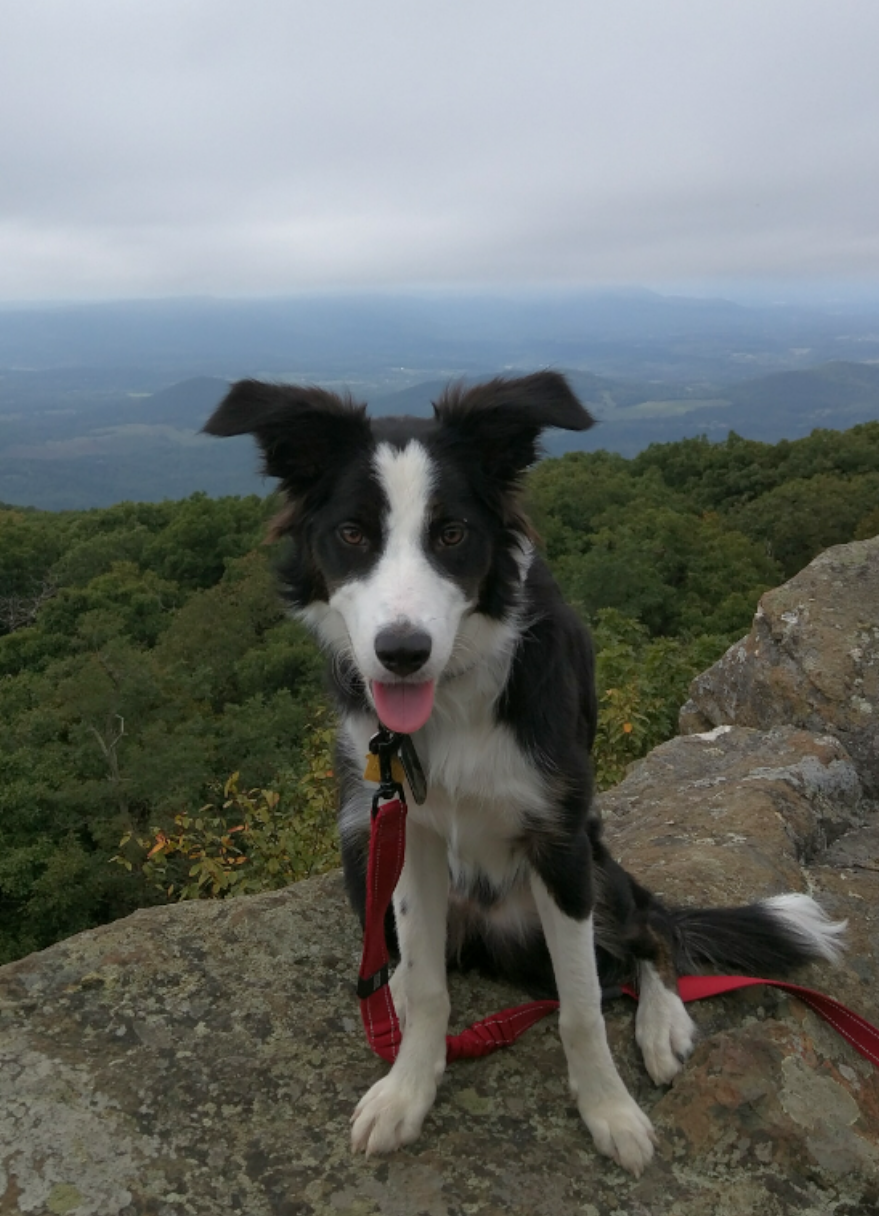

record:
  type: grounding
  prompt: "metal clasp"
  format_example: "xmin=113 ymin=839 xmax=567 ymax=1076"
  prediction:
xmin=368 ymin=726 xmax=405 ymax=815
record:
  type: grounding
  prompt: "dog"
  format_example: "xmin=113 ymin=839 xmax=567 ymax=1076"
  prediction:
xmin=205 ymin=372 xmax=845 ymax=1175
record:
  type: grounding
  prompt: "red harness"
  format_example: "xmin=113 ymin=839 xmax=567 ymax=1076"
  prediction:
xmin=358 ymin=792 xmax=879 ymax=1069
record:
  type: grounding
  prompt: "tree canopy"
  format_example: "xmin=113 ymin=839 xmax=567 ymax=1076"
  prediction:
xmin=2 ymin=419 xmax=877 ymax=962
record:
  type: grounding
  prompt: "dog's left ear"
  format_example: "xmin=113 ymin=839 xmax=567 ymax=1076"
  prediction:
xmin=433 ymin=372 xmax=594 ymax=481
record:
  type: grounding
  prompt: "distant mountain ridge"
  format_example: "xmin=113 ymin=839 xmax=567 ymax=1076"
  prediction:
xmin=724 ymin=360 xmax=879 ymax=412
xmin=2 ymin=290 xmax=879 ymax=380
xmin=136 ymin=376 xmax=230 ymax=425
xmin=3 ymin=360 xmax=879 ymax=510
xmin=365 ymin=361 xmax=879 ymax=420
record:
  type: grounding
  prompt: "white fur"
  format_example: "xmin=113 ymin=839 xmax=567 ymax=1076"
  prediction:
xmin=330 ymin=442 xmax=473 ymax=695
xmin=344 ymin=672 xmax=655 ymax=1170
xmin=760 ymin=893 xmax=848 ymax=964
xmin=635 ymin=961 xmax=697 ymax=1085
xmin=339 ymin=612 xmax=549 ymax=855
xmin=531 ymin=877 xmax=656 ymax=1176
xmin=340 ymin=698 xmax=547 ymax=904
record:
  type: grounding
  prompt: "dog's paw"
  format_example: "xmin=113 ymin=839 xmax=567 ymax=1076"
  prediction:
xmin=635 ymin=984 xmax=697 ymax=1086
xmin=580 ymin=1094 xmax=657 ymax=1177
xmin=350 ymin=1072 xmax=436 ymax=1155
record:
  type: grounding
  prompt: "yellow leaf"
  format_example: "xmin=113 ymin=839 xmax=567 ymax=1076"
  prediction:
xmin=146 ymin=833 xmax=167 ymax=859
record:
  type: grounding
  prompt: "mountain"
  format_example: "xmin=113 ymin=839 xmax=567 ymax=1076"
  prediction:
xmin=132 ymin=376 xmax=229 ymax=425
xmin=3 ymin=360 xmax=879 ymax=509
xmin=725 ymin=361 xmax=879 ymax=415
xmin=0 ymin=374 xmax=261 ymax=509
xmin=2 ymin=290 xmax=879 ymax=380
xmin=368 ymin=362 xmax=879 ymax=458
xmin=3 ymin=286 xmax=879 ymax=508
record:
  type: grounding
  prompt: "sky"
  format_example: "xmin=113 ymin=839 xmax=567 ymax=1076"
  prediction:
xmin=2 ymin=0 xmax=879 ymax=301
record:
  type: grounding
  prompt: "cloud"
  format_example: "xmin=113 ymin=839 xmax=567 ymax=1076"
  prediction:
xmin=2 ymin=0 xmax=879 ymax=297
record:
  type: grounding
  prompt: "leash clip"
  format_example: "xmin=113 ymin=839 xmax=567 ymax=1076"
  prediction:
xmin=368 ymin=726 xmax=406 ymax=814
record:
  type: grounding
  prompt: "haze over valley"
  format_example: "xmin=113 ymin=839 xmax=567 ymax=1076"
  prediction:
xmin=3 ymin=290 xmax=879 ymax=509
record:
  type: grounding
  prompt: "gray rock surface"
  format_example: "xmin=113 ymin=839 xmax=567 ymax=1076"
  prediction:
xmin=680 ymin=535 xmax=879 ymax=796
xmin=3 ymin=540 xmax=879 ymax=1215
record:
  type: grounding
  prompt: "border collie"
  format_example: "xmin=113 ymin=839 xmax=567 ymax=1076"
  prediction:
xmin=205 ymin=372 xmax=845 ymax=1176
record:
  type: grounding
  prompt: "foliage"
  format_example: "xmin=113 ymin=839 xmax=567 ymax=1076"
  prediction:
xmin=730 ymin=471 xmax=879 ymax=577
xmin=527 ymin=423 xmax=879 ymax=784
xmin=2 ymin=419 xmax=878 ymax=962
xmin=630 ymin=422 xmax=879 ymax=515
xmin=590 ymin=610 xmax=726 ymax=788
xmin=114 ymin=715 xmax=339 ymax=899
xmin=0 ymin=493 xmax=324 ymax=964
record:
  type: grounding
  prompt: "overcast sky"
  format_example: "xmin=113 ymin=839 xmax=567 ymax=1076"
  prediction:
xmin=2 ymin=0 xmax=878 ymax=301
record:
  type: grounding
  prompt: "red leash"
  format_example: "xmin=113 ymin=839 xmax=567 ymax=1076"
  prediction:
xmin=358 ymin=794 xmax=879 ymax=1069
xmin=357 ymin=795 xmax=562 ymax=1062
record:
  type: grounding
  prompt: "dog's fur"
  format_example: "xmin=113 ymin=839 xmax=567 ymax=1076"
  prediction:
xmin=205 ymin=372 xmax=846 ymax=1175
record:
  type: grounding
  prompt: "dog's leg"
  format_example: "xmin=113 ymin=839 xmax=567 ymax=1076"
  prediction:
xmin=388 ymin=964 xmax=407 ymax=1034
xmin=530 ymin=873 xmax=656 ymax=1176
xmin=635 ymin=959 xmax=697 ymax=1085
xmin=351 ymin=817 xmax=450 ymax=1155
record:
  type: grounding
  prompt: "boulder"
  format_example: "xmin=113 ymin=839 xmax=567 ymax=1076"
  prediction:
xmin=2 ymin=722 xmax=877 ymax=1216
xmin=680 ymin=535 xmax=879 ymax=797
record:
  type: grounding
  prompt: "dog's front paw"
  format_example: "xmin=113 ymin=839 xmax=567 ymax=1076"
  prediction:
xmin=579 ymin=1094 xmax=657 ymax=1177
xmin=350 ymin=1072 xmax=437 ymax=1155
xmin=635 ymin=985 xmax=697 ymax=1086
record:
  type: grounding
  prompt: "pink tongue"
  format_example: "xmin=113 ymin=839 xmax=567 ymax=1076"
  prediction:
xmin=372 ymin=680 xmax=436 ymax=734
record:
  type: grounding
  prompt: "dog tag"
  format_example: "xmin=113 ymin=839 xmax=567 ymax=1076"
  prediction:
xmin=363 ymin=753 xmax=405 ymax=785
xmin=399 ymin=735 xmax=427 ymax=804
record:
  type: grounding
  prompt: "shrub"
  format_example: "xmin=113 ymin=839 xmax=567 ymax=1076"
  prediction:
xmin=115 ymin=714 xmax=339 ymax=899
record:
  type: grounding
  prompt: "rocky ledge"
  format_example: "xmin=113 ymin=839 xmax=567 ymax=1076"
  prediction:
xmin=680 ymin=534 xmax=879 ymax=798
xmin=2 ymin=538 xmax=878 ymax=1216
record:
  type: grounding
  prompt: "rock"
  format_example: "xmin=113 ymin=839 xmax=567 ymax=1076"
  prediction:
xmin=597 ymin=722 xmax=879 ymax=1213
xmin=680 ymin=536 xmax=879 ymax=796
xmin=2 ymin=725 xmax=878 ymax=1215
xmin=598 ymin=724 xmax=863 ymax=904
xmin=3 ymin=538 xmax=879 ymax=1215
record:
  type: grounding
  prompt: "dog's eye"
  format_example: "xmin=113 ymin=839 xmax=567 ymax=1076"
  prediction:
xmin=437 ymin=522 xmax=467 ymax=548
xmin=337 ymin=524 xmax=366 ymax=547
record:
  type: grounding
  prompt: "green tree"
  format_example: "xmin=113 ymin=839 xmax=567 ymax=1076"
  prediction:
xmin=732 ymin=471 xmax=879 ymax=576
xmin=3 ymin=419 xmax=879 ymax=963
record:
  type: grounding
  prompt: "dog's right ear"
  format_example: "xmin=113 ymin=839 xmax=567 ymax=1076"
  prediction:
xmin=203 ymin=380 xmax=371 ymax=495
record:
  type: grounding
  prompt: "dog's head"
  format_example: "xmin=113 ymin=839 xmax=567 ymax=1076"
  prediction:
xmin=204 ymin=373 xmax=593 ymax=731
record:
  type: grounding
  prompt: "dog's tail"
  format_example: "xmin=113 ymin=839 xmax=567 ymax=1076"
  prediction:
xmin=661 ymin=893 xmax=847 ymax=977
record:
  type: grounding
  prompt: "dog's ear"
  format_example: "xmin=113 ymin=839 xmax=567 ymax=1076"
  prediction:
xmin=433 ymin=372 xmax=594 ymax=481
xmin=203 ymin=379 xmax=371 ymax=495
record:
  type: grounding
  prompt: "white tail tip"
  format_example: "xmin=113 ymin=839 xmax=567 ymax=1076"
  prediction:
xmin=761 ymin=893 xmax=848 ymax=965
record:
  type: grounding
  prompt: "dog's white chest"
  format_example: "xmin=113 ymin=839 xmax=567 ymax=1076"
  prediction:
xmin=410 ymin=695 xmax=548 ymax=889
xmin=420 ymin=718 xmax=542 ymax=813
xmin=340 ymin=660 xmax=548 ymax=890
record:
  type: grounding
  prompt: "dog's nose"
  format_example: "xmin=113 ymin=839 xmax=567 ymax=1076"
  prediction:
xmin=374 ymin=626 xmax=432 ymax=677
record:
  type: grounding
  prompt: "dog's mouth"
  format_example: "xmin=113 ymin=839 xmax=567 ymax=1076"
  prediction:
xmin=372 ymin=680 xmax=436 ymax=734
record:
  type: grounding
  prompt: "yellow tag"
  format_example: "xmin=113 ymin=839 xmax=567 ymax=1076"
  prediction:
xmin=363 ymin=753 xmax=406 ymax=784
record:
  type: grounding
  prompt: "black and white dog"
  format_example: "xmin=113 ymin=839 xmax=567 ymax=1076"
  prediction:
xmin=205 ymin=372 xmax=844 ymax=1175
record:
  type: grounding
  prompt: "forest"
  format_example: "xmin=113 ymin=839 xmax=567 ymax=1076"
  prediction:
xmin=1 ymin=420 xmax=878 ymax=964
